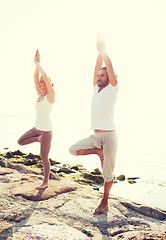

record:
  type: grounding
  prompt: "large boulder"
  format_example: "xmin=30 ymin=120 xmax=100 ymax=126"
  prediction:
xmin=10 ymin=179 xmax=78 ymax=201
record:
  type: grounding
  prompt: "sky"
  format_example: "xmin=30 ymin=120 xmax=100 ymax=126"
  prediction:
xmin=0 ymin=0 xmax=166 ymax=156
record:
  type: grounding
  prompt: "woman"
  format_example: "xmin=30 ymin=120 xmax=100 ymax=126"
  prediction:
xmin=18 ymin=49 xmax=55 ymax=189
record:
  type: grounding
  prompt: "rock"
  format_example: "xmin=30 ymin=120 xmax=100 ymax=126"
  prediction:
xmin=49 ymin=159 xmax=61 ymax=165
xmin=5 ymin=151 xmax=13 ymax=158
xmin=82 ymin=228 xmax=94 ymax=237
xmin=40 ymin=169 xmax=61 ymax=181
xmin=9 ymin=157 xmax=26 ymax=164
xmin=0 ymin=158 xmax=43 ymax=176
xmin=0 ymin=158 xmax=8 ymax=167
xmin=62 ymin=163 xmax=71 ymax=168
xmin=114 ymin=180 xmax=118 ymax=183
xmin=82 ymin=171 xmax=104 ymax=184
xmin=49 ymin=172 xmax=61 ymax=180
xmin=78 ymin=167 xmax=86 ymax=172
xmin=2 ymin=207 xmax=33 ymax=222
xmin=113 ymin=230 xmax=166 ymax=240
xmin=50 ymin=168 xmax=57 ymax=173
xmin=25 ymin=153 xmax=41 ymax=160
xmin=57 ymin=167 xmax=76 ymax=174
xmin=12 ymin=150 xmax=26 ymax=156
xmin=127 ymin=177 xmax=140 ymax=180
xmin=37 ymin=162 xmax=43 ymax=168
xmin=24 ymin=159 xmax=38 ymax=166
xmin=7 ymin=162 xmax=41 ymax=175
xmin=0 ymin=152 xmax=166 ymax=240
xmin=59 ymin=172 xmax=66 ymax=177
xmin=116 ymin=174 xmax=125 ymax=181
xmin=119 ymin=198 xmax=166 ymax=220
xmin=10 ymin=178 xmax=78 ymax=201
xmin=64 ymin=169 xmax=104 ymax=186
xmin=128 ymin=179 xmax=137 ymax=184
xmin=0 ymin=168 xmax=16 ymax=175
xmin=11 ymin=224 xmax=89 ymax=240
xmin=71 ymin=165 xmax=79 ymax=171
xmin=91 ymin=168 xmax=102 ymax=175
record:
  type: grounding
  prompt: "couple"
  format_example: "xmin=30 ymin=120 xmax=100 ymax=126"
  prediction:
xmin=18 ymin=37 xmax=119 ymax=215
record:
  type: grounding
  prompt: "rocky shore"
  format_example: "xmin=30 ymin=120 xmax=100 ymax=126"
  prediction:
xmin=0 ymin=150 xmax=166 ymax=239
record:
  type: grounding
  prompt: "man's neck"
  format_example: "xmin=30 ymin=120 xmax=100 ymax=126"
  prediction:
xmin=98 ymin=83 xmax=109 ymax=93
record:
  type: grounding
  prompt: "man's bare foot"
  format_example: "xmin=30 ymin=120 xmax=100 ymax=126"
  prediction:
xmin=36 ymin=182 xmax=48 ymax=190
xmin=97 ymin=149 xmax=104 ymax=168
xmin=93 ymin=200 xmax=108 ymax=215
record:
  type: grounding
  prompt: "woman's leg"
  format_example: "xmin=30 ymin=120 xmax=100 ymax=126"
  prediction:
xmin=36 ymin=131 xmax=52 ymax=189
xmin=18 ymin=128 xmax=41 ymax=145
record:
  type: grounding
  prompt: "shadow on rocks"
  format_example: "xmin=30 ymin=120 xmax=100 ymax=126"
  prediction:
xmin=93 ymin=209 xmax=110 ymax=240
xmin=0 ymin=188 xmax=47 ymax=240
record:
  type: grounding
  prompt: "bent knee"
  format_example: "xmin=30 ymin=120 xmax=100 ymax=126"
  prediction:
xmin=17 ymin=139 xmax=23 ymax=145
xmin=69 ymin=145 xmax=77 ymax=156
xmin=103 ymin=166 xmax=115 ymax=182
xmin=103 ymin=174 xmax=114 ymax=182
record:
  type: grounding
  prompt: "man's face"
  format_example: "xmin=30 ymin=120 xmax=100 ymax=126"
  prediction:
xmin=97 ymin=69 xmax=109 ymax=88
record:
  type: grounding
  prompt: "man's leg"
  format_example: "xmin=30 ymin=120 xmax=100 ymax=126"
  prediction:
xmin=69 ymin=135 xmax=104 ymax=165
xmin=94 ymin=131 xmax=117 ymax=215
xmin=94 ymin=180 xmax=113 ymax=214
xmin=76 ymin=148 xmax=104 ymax=168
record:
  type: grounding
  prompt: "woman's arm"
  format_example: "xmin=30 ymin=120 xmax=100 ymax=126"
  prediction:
xmin=34 ymin=50 xmax=40 ymax=95
xmin=34 ymin=50 xmax=55 ymax=103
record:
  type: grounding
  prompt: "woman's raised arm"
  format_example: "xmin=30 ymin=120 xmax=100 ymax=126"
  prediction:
xmin=34 ymin=50 xmax=40 ymax=95
xmin=34 ymin=50 xmax=55 ymax=103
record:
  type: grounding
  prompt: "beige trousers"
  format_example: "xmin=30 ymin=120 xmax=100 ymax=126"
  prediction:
xmin=69 ymin=131 xmax=118 ymax=182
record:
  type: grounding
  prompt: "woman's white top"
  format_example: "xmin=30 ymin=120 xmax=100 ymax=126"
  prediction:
xmin=35 ymin=95 xmax=53 ymax=131
xmin=91 ymin=83 xmax=119 ymax=131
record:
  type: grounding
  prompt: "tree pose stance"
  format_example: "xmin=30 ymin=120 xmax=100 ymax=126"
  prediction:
xmin=18 ymin=50 xmax=55 ymax=189
xmin=69 ymin=36 xmax=119 ymax=214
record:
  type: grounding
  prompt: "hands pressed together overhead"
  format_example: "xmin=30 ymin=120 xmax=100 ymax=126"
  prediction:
xmin=34 ymin=49 xmax=40 ymax=64
xmin=96 ymin=34 xmax=106 ymax=55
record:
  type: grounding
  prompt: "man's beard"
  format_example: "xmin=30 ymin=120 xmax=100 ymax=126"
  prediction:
xmin=97 ymin=80 xmax=109 ymax=88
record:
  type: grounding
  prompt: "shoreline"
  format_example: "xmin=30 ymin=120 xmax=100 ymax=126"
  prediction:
xmin=0 ymin=149 xmax=140 ymax=187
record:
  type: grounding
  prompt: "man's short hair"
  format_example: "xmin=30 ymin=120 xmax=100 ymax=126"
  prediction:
xmin=100 ymin=67 xmax=117 ymax=79
xmin=100 ymin=67 xmax=107 ymax=71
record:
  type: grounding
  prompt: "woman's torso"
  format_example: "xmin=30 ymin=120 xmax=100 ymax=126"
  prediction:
xmin=35 ymin=94 xmax=54 ymax=131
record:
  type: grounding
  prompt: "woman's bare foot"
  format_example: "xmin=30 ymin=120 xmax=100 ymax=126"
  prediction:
xmin=36 ymin=182 xmax=48 ymax=190
xmin=93 ymin=199 xmax=108 ymax=215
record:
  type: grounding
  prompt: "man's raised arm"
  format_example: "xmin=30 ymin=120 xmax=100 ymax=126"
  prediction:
xmin=97 ymin=36 xmax=117 ymax=87
xmin=93 ymin=53 xmax=103 ymax=86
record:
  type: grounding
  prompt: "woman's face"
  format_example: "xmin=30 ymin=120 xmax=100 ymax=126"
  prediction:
xmin=39 ymin=76 xmax=47 ymax=93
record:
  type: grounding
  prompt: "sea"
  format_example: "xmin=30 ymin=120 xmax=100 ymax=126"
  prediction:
xmin=0 ymin=114 xmax=166 ymax=210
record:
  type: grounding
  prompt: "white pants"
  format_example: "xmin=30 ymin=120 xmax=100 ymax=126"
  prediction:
xmin=69 ymin=131 xmax=118 ymax=182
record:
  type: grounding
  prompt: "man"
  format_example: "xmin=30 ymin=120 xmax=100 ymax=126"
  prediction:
xmin=69 ymin=36 xmax=119 ymax=215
